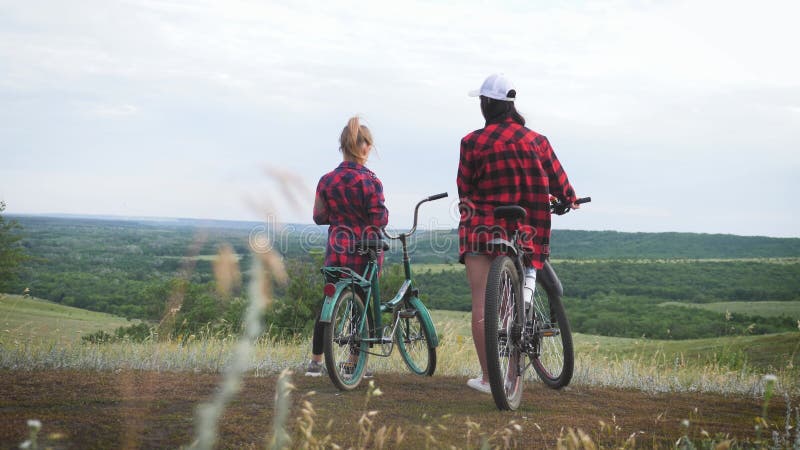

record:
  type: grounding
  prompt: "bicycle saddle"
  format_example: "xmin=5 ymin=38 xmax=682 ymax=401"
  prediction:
xmin=355 ymin=239 xmax=389 ymax=252
xmin=493 ymin=205 xmax=527 ymax=221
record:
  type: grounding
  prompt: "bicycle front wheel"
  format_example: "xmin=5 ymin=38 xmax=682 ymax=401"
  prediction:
xmin=484 ymin=256 xmax=524 ymax=411
xmin=324 ymin=287 xmax=370 ymax=391
xmin=395 ymin=309 xmax=436 ymax=376
xmin=529 ymin=276 xmax=574 ymax=389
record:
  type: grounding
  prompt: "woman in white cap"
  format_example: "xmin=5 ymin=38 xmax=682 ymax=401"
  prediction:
xmin=457 ymin=73 xmax=581 ymax=393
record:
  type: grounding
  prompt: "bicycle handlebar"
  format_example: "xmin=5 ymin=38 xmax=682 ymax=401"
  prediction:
xmin=383 ymin=192 xmax=449 ymax=239
xmin=551 ymin=196 xmax=591 ymax=215
xmin=426 ymin=192 xmax=448 ymax=201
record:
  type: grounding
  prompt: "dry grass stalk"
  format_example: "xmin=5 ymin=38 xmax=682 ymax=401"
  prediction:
xmin=556 ymin=427 xmax=600 ymax=450
xmin=212 ymin=243 xmax=241 ymax=299
xmin=190 ymin=166 xmax=296 ymax=449
xmin=261 ymin=166 xmax=313 ymax=216
xmin=190 ymin=255 xmax=283 ymax=450
xmin=268 ymin=368 xmax=294 ymax=450
xmin=158 ymin=231 xmax=208 ymax=337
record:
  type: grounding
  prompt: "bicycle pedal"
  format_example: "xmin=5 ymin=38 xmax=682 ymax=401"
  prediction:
xmin=398 ymin=309 xmax=416 ymax=319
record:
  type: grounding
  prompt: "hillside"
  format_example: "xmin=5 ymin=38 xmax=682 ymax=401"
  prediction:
xmin=6 ymin=215 xmax=800 ymax=340
xmin=0 ymin=294 xmax=135 ymax=344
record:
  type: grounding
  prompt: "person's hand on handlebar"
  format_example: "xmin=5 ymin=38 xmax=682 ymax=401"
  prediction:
xmin=549 ymin=195 xmax=591 ymax=214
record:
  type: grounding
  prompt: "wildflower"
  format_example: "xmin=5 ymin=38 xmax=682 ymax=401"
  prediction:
xmin=26 ymin=420 xmax=41 ymax=431
xmin=764 ymin=374 xmax=778 ymax=383
xmin=681 ymin=419 xmax=690 ymax=428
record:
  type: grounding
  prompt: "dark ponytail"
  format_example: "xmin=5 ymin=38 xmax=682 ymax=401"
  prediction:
xmin=480 ymin=90 xmax=525 ymax=126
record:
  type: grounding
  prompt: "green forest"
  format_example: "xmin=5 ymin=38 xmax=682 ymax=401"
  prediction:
xmin=3 ymin=214 xmax=800 ymax=341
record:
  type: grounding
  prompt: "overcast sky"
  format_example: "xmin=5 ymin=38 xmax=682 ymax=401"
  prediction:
xmin=1 ymin=0 xmax=798 ymax=237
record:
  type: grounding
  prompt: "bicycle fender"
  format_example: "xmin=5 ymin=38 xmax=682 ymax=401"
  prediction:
xmin=408 ymin=296 xmax=439 ymax=347
xmin=486 ymin=238 xmax=518 ymax=256
xmin=318 ymin=281 xmax=351 ymax=323
xmin=537 ymin=260 xmax=563 ymax=297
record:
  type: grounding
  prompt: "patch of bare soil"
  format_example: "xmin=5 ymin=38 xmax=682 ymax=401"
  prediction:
xmin=0 ymin=370 xmax=788 ymax=449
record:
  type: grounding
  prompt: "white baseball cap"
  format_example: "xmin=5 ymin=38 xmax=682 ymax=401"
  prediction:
xmin=468 ymin=73 xmax=516 ymax=101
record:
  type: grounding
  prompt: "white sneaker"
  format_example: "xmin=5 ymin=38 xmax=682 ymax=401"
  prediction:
xmin=467 ymin=377 xmax=491 ymax=394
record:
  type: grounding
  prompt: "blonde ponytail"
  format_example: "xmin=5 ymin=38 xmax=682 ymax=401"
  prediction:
xmin=339 ymin=116 xmax=373 ymax=165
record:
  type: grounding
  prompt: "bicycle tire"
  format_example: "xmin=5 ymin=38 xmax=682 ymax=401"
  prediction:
xmin=395 ymin=309 xmax=436 ymax=376
xmin=529 ymin=277 xmax=574 ymax=388
xmin=484 ymin=256 xmax=525 ymax=411
xmin=324 ymin=287 xmax=370 ymax=391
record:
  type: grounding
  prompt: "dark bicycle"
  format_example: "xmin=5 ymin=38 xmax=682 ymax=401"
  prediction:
xmin=484 ymin=196 xmax=591 ymax=410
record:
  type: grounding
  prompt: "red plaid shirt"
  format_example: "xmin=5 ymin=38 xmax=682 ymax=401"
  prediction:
xmin=314 ymin=161 xmax=389 ymax=274
xmin=457 ymin=118 xmax=576 ymax=269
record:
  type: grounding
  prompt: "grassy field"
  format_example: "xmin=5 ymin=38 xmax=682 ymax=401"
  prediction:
xmin=414 ymin=262 xmax=465 ymax=273
xmin=575 ymin=331 xmax=800 ymax=371
xmin=0 ymin=294 xmax=137 ymax=344
xmin=431 ymin=309 xmax=800 ymax=372
xmin=660 ymin=300 xmax=800 ymax=318
xmin=2 ymin=295 xmax=798 ymax=395
xmin=3 ymin=303 xmax=798 ymax=448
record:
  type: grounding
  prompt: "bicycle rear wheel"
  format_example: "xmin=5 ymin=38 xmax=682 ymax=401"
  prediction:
xmin=529 ymin=277 xmax=574 ymax=388
xmin=395 ymin=309 xmax=436 ymax=376
xmin=324 ymin=287 xmax=370 ymax=391
xmin=484 ymin=256 xmax=524 ymax=411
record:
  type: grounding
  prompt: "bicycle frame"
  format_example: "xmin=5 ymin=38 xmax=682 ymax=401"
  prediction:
xmin=486 ymin=223 xmax=566 ymax=341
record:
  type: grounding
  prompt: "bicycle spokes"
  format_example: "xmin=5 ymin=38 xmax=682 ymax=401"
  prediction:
xmin=396 ymin=312 xmax=436 ymax=376
xmin=324 ymin=288 xmax=369 ymax=391
xmin=528 ymin=279 xmax=573 ymax=388
xmin=485 ymin=256 xmax=524 ymax=410
xmin=498 ymin=271 xmax=521 ymax=384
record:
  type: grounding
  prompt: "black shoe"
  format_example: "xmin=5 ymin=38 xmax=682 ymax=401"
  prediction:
xmin=340 ymin=363 xmax=374 ymax=378
xmin=304 ymin=360 xmax=326 ymax=377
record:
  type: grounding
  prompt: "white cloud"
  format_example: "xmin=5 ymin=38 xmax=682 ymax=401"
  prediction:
xmin=89 ymin=103 xmax=139 ymax=116
xmin=1 ymin=0 xmax=798 ymax=236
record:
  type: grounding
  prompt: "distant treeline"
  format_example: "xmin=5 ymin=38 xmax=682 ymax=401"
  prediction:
xmin=412 ymin=261 xmax=800 ymax=339
xmin=6 ymin=215 xmax=800 ymax=339
xmin=413 ymin=260 xmax=800 ymax=308
xmin=12 ymin=215 xmax=800 ymax=263
xmin=550 ymin=229 xmax=800 ymax=259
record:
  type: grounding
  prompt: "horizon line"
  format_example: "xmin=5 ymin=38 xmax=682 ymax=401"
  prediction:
xmin=6 ymin=211 xmax=800 ymax=240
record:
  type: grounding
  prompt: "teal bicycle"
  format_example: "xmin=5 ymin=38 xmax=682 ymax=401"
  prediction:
xmin=319 ymin=193 xmax=448 ymax=390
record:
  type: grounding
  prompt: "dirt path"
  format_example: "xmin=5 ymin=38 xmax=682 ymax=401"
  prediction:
xmin=0 ymin=370 xmax=789 ymax=449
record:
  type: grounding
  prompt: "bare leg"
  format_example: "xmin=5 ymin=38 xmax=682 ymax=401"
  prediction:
xmin=465 ymin=254 xmax=491 ymax=383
